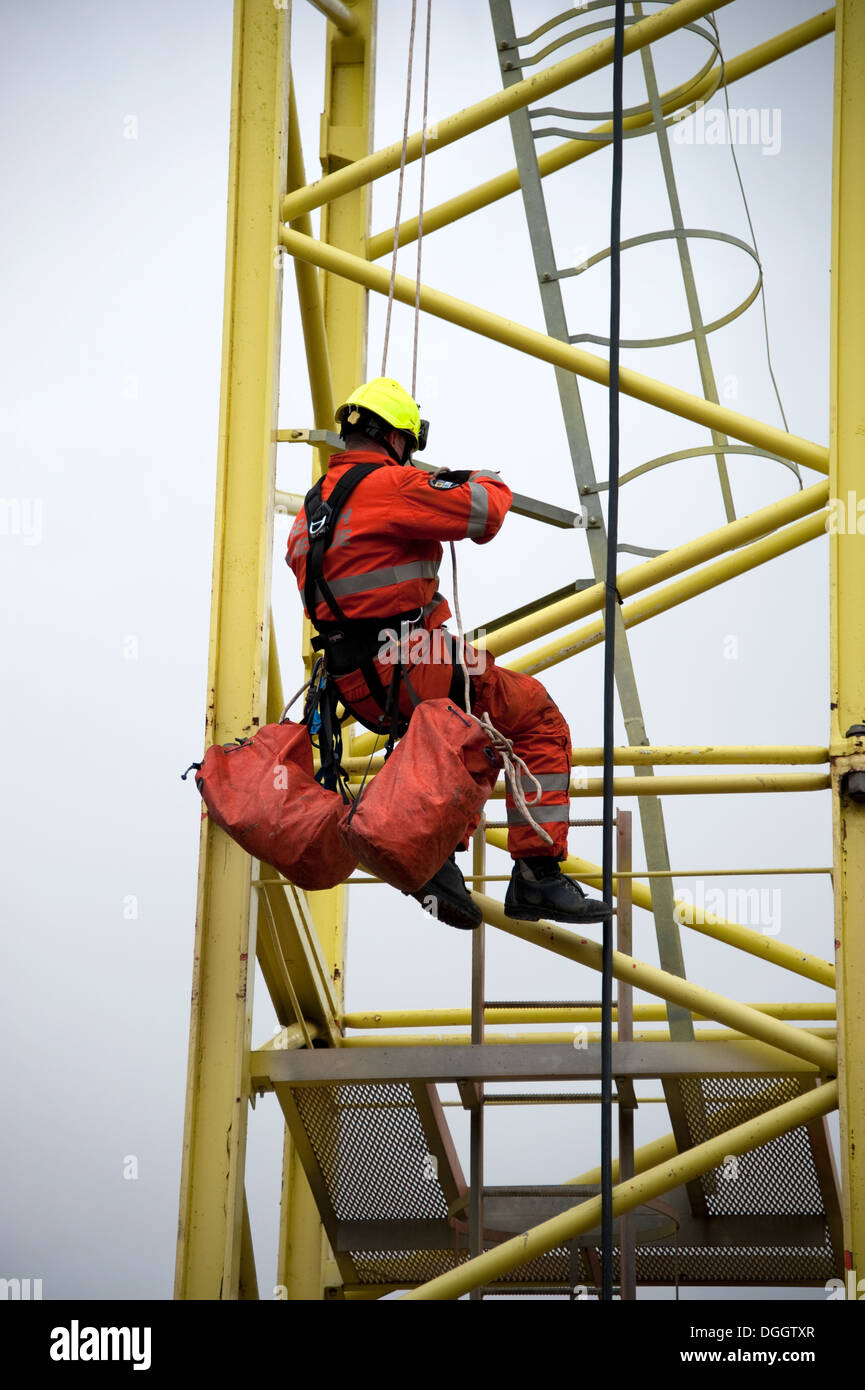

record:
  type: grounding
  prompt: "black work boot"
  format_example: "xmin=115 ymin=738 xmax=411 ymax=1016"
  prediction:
xmin=504 ymin=856 xmax=612 ymax=924
xmin=408 ymin=852 xmax=482 ymax=930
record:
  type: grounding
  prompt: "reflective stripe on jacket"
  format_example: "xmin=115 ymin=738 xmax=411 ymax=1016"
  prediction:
xmin=286 ymin=450 xmax=513 ymax=625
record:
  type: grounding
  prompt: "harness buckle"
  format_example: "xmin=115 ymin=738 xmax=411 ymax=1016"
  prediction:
xmin=308 ymin=502 xmax=332 ymax=539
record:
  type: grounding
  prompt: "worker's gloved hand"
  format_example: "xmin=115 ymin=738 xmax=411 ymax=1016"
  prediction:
xmin=429 ymin=468 xmax=473 ymax=486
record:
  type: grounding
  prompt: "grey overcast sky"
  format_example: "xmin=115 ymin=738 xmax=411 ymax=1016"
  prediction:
xmin=0 ymin=0 xmax=837 ymax=1300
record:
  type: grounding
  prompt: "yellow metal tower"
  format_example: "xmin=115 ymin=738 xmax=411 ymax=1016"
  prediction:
xmin=175 ymin=0 xmax=860 ymax=1300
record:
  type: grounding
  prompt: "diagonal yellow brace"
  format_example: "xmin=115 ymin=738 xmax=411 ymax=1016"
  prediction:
xmin=471 ymin=892 xmax=837 ymax=1072
xmin=349 ymin=488 xmax=828 ymax=758
xmin=368 ymin=9 xmax=836 ymax=258
xmin=508 ymin=510 xmax=828 ymax=676
xmin=486 ymin=771 xmax=830 ymax=796
xmin=400 ymin=1080 xmax=838 ymax=1299
xmin=485 ymin=830 xmax=835 ymax=990
xmin=281 ymin=0 xmax=734 ymax=223
xmin=280 ymin=228 xmax=829 ymax=476
xmin=343 ymin=1002 xmax=836 ymax=1029
xmin=486 ymin=481 xmax=829 ymax=658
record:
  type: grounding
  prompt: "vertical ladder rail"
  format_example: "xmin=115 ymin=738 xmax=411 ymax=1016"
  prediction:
xmin=632 ymin=1 xmax=735 ymax=521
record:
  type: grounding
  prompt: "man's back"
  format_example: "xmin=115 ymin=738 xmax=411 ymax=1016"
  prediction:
xmin=286 ymin=449 xmax=512 ymax=625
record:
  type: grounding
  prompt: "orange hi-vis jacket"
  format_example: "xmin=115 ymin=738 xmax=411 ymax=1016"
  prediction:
xmin=286 ymin=450 xmax=513 ymax=626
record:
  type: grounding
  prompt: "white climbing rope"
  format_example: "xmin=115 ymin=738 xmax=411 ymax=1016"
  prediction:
xmin=380 ymin=0 xmax=420 ymax=379
xmin=411 ymin=0 xmax=432 ymax=397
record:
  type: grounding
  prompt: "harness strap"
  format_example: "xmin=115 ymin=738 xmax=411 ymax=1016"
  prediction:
xmin=303 ymin=462 xmax=383 ymax=625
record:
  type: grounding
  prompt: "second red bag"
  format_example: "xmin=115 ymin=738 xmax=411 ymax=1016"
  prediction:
xmin=340 ymin=699 xmax=501 ymax=892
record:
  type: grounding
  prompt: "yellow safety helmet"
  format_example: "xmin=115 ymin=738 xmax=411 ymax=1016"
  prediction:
xmin=335 ymin=377 xmax=428 ymax=452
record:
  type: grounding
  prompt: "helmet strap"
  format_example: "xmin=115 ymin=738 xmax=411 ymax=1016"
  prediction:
xmin=341 ymin=408 xmax=409 ymax=465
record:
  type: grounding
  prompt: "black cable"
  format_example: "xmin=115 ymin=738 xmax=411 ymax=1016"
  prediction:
xmin=601 ymin=0 xmax=626 ymax=1305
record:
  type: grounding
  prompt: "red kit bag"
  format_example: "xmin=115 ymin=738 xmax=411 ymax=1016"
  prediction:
xmin=192 ymin=721 xmax=357 ymax=891
xmin=340 ymin=699 xmax=501 ymax=892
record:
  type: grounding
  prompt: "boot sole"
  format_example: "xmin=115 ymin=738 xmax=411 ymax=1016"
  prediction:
xmin=439 ymin=907 xmax=482 ymax=930
xmin=504 ymin=898 xmax=612 ymax=925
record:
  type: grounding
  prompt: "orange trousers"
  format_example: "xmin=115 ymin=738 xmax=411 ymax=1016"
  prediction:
xmin=335 ymin=627 xmax=572 ymax=859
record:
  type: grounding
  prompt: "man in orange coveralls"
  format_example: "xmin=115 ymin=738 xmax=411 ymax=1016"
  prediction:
xmin=287 ymin=377 xmax=610 ymax=931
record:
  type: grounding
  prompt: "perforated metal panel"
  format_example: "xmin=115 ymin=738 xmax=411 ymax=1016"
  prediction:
xmin=491 ymin=1247 xmax=580 ymax=1284
xmin=623 ymin=1075 xmax=838 ymax=1285
xmin=679 ymin=1076 xmax=825 ymax=1216
xmin=351 ymin=1250 xmax=469 ymax=1285
xmin=293 ymin=1082 xmax=450 ymax=1221
xmin=283 ymin=1074 xmax=840 ymax=1291
xmin=632 ymin=1241 xmax=836 ymax=1286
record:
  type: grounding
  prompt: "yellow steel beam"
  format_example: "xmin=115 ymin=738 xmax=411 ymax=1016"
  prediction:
xmin=509 ymin=510 xmax=828 ymax=677
xmin=550 ymin=867 xmax=831 ymax=879
xmin=343 ymin=1003 xmax=836 ymax=1028
xmin=277 ymin=0 xmax=377 ymax=1304
xmin=831 ymin=0 xmax=865 ymax=1279
xmin=238 ymin=1193 xmax=259 ymax=1300
xmin=567 ymin=1131 xmax=678 ymax=1187
xmin=277 ymin=1132 xmax=329 ymax=1301
xmin=485 ymin=829 xmax=835 ymax=990
xmin=486 ymin=772 xmax=831 ymax=797
xmin=474 ymin=888 xmax=837 ymax=1058
xmin=343 ymin=496 xmax=825 ymax=768
xmin=341 ymin=1027 xmax=836 ymax=1046
xmin=309 ymin=0 xmax=375 ymax=1011
xmin=350 ymin=501 xmax=827 ymax=759
xmin=281 ymin=0 xmax=734 ymax=222
xmin=368 ymin=8 xmax=836 ymax=257
xmin=349 ymin=483 xmax=829 ymax=759
xmin=565 ymin=745 xmax=829 ymax=766
xmin=349 ymin=770 xmax=827 ymax=795
xmin=344 ymin=744 xmax=829 ymax=773
xmin=301 ymin=0 xmax=378 ymax=1020
xmin=318 ymin=6 xmax=374 ymax=435
xmin=306 ymin=0 xmax=359 ymax=35
xmin=175 ymin=0 xmax=288 ymax=1301
xmin=286 ymin=78 xmax=335 ymax=438
xmin=280 ymin=228 xmax=830 ymax=476
xmin=401 ymin=1081 xmax=839 ymax=1299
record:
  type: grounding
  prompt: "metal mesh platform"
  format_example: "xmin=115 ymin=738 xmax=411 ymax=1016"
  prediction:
xmin=275 ymin=1071 xmax=842 ymax=1293
xmin=292 ymin=1082 xmax=452 ymax=1222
